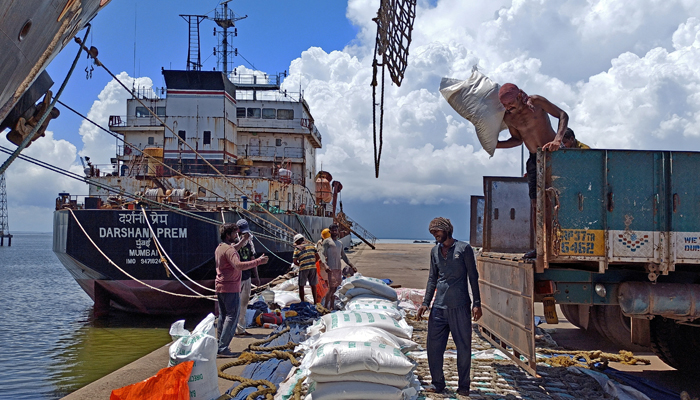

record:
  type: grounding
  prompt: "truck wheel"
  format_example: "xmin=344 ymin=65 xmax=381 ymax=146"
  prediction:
xmin=591 ymin=305 xmax=649 ymax=351
xmin=559 ymin=304 xmax=581 ymax=328
xmin=650 ymin=317 xmax=700 ymax=371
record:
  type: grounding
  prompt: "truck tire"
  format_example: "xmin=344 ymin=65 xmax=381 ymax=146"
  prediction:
xmin=591 ymin=305 xmax=650 ymax=351
xmin=559 ymin=304 xmax=582 ymax=328
xmin=650 ymin=317 xmax=700 ymax=371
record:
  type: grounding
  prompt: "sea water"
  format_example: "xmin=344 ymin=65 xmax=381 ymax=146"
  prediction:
xmin=0 ymin=233 xmax=184 ymax=399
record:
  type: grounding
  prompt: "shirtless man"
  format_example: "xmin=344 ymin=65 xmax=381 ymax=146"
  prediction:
xmin=496 ymin=83 xmax=569 ymax=258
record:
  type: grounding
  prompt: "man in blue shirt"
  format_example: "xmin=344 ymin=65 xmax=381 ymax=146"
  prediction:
xmin=417 ymin=217 xmax=482 ymax=396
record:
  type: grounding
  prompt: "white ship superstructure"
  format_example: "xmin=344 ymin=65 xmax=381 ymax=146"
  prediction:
xmin=92 ymin=69 xmax=328 ymax=216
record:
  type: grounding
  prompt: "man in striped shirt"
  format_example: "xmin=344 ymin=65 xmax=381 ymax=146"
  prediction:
xmin=293 ymin=233 xmax=323 ymax=304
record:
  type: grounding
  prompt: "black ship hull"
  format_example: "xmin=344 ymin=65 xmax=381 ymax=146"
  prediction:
xmin=53 ymin=208 xmax=343 ymax=315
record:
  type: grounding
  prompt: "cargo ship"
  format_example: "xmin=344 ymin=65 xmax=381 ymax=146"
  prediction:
xmin=49 ymin=4 xmax=371 ymax=315
xmin=51 ymin=67 xmax=358 ymax=315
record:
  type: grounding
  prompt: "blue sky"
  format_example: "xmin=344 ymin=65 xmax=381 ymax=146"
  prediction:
xmin=45 ymin=0 xmax=358 ymax=157
xmin=4 ymin=0 xmax=700 ymax=241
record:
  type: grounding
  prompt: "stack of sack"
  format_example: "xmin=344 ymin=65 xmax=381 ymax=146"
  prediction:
xmin=287 ymin=274 xmax=420 ymax=400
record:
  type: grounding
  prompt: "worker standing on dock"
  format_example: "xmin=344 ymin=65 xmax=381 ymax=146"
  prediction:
xmin=418 ymin=217 xmax=482 ymax=396
xmin=293 ymin=233 xmax=323 ymax=305
xmin=496 ymin=83 xmax=569 ymax=259
xmin=215 ymin=223 xmax=268 ymax=357
xmin=322 ymin=224 xmax=357 ymax=309
xmin=235 ymin=219 xmax=258 ymax=336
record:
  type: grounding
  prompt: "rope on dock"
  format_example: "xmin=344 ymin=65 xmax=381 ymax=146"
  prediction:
xmin=218 ymin=326 xmax=304 ymax=400
xmin=69 ymin=209 xmax=215 ymax=300
xmin=537 ymin=348 xmax=651 ymax=369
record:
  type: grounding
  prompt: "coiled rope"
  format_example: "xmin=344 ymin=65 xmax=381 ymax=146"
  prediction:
xmin=217 ymin=326 xmax=303 ymax=400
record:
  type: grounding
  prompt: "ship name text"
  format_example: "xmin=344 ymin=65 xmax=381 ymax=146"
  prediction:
xmin=99 ymin=227 xmax=187 ymax=238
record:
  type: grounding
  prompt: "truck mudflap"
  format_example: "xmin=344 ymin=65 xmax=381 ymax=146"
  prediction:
xmin=477 ymin=254 xmax=537 ymax=376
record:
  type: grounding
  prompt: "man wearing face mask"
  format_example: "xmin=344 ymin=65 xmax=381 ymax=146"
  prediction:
xmin=235 ymin=219 xmax=258 ymax=336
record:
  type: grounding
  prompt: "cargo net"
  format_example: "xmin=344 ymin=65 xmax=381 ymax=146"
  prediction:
xmin=372 ymin=0 xmax=417 ymax=178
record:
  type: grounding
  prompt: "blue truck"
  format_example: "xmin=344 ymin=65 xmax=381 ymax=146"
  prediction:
xmin=474 ymin=149 xmax=700 ymax=374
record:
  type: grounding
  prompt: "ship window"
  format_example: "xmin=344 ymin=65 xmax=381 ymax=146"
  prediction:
xmin=276 ymin=138 xmax=282 ymax=146
xmin=236 ymin=107 xmax=246 ymax=118
xmin=247 ymin=108 xmax=261 ymax=119
xmin=148 ymin=136 xmax=154 ymax=145
xmin=274 ymin=191 xmax=279 ymax=200
xmin=203 ymin=131 xmax=211 ymax=145
xmin=156 ymin=107 xmax=166 ymax=116
xmin=262 ymin=108 xmax=276 ymax=119
xmin=178 ymin=130 xmax=186 ymax=141
xmin=277 ymin=109 xmax=294 ymax=120
xmin=135 ymin=107 xmax=150 ymax=117
xmin=288 ymin=193 xmax=291 ymax=203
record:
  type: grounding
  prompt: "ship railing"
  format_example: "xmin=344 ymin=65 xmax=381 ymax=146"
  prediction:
xmin=234 ymin=90 xmax=303 ymax=102
xmin=236 ymin=146 xmax=304 ymax=159
xmin=109 ymin=115 xmax=164 ymax=128
xmin=334 ymin=213 xmax=377 ymax=249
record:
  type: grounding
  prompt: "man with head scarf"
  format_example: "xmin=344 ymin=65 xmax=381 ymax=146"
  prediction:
xmin=417 ymin=217 xmax=482 ymax=396
xmin=497 ymin=83 xmax=569 ymax=258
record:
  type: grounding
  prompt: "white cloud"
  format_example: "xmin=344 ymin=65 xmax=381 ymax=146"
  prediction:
xmin=1 ymin=130 xmax=84 ymax=231
xmin=7 ymin=0 xmax=700 ymax=232
xmin=1 ymin=72 xmax=152 ymax=231
xmin=79 ymin=72 xmax=153 ymax=165
xmin=281 ymin=0 xmax=700 ymax=207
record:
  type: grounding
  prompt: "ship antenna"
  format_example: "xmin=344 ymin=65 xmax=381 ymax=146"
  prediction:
xmin=213 ymin=0 xmax=247 ymax=77
xmin=180 ymin=14 xmax=207 ymax=71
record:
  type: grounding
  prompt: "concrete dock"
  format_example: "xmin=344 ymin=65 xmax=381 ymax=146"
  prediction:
xmin=63 ymin=242 xmax=432 ymax=399
xmin=62 ymin=242 xmax=698 ymax=399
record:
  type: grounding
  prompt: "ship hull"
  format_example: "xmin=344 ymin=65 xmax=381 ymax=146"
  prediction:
xmin=53 ymin=208 xmax=347 ymax=315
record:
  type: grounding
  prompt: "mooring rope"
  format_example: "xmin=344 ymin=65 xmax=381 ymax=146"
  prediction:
xmin=141 ymin=207 xmax=216 ymax=293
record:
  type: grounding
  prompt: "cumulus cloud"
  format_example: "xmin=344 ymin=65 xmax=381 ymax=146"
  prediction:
xmin=1 ymin=72 xmax=152 ymax=231
xmin=280 ymin=0 xmax=700 ymax=209
xmin=79 ymin=72 xmax=154 ymax=164
xmin=1 ymin=130 xmax=84 ymax=231
xmin=7 ymin=0 xmax=700 ymax=232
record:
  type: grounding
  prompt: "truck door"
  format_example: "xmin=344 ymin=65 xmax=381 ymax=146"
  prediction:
xmin=606 ymin=151 xmax=668 ymax=268
xmin=543 ymin=150 xmax=607 ymax=262
xmin=670 ymin=151 xmax=700 ymax=266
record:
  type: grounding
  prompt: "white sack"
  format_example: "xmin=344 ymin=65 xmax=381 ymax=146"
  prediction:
xmin=338 ymin=274 xmax=398 ymax=301
xmin=319 ymin=310 xmax=413 ymax=339
xmin=275 ymin=277 xmax=299 ymax=291
xmin=272 ymin=288 xmax=314 ymax=308
xmin=344 ymin=299 xmax=404 ymax=320
xmin=297 ymin=326 xmax=419 ymax=353
xmin=305 ymin=381 xmax=417 ymax=400
xmin=309 ymin=371 xmax=412 ymax=389
xmin=168 ymin=313 xmax=220 ymax=400
xmin=303 ymin=341 xmax=415 ymax=375
xmin=439 ymin=70 xmax=508 ymax=157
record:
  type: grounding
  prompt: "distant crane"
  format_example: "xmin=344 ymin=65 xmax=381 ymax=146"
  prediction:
xmin=0 ymin=172 xmax=12 ymax=246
